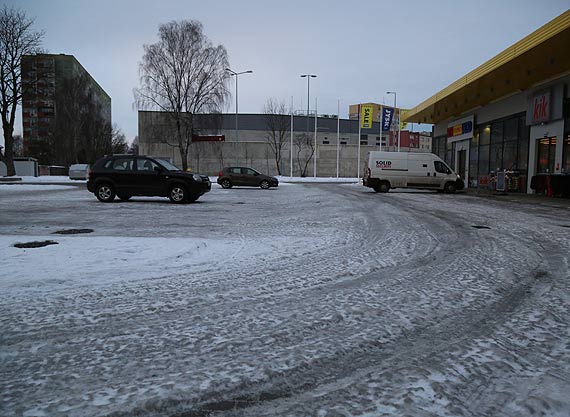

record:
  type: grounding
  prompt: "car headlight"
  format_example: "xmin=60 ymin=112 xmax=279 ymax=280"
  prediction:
xmin=192 ymin=174 xmax=202 ymax=182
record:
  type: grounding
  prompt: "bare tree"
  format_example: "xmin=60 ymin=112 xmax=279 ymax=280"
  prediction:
xmin=129 ymin=136 xmax=139 ymax=155
xmin=294 ymin=133 xmax=315 ymax=177
xmin=111 ymin=126 xmax=128 ymax=154
xmin=135 ymin=20 xmax=230 ymax=171
xmin=12 ymin=134 xmax=22 ymax=156
xmin=0 ymin=6 xmax=43 ymax=176
xmin=263 ymin=98 xmax=289 ymax=175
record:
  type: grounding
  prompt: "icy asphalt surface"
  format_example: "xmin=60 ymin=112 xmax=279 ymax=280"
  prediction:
xmin=1 ymin=183 xmax=570 ymax=417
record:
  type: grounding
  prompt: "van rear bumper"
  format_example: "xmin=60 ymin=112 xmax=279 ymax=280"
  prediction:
xmin=363 ymin=177 xmax=378 ymax=188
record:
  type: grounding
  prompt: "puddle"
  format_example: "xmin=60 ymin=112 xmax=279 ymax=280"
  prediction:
xmin=52 ymin=228 xmax=94 ymax=235
xmin=14 ymin=240 xmax=59 ymax=249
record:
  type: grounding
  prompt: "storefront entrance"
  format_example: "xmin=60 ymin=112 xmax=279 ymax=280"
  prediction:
xmin=536 ymin=136 xmax=557 ymax=174
xmin=454 ymin=140 xmax=469 ymax=182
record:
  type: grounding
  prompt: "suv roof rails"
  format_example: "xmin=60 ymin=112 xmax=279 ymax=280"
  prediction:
xmin=103 ymin=154 xmax=146 ymax=158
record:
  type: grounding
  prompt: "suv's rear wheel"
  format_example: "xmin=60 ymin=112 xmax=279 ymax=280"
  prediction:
xmin=95 ymin=183 xmax=115 ymax=202
xmin=169 ymin=185 xmax=188 ymax=204
xmin=260 ymin=180 xmax=270 ymax=189
xmin=220 ymin=179 xmax=232 ymax=189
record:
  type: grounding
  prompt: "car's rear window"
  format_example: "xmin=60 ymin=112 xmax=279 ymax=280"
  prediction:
xmin=104 ymin=158 xmax=134 ymax=171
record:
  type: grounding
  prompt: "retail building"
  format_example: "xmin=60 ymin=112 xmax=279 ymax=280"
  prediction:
xmin=403 ymin=11 xmax=570 ymax=194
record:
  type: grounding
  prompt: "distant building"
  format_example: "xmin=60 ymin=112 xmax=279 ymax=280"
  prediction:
xmin=385 ymin=131 xmax=432 ymax=152
xmin=139 ymin=111 xmax=429 ymax=177
xmin=22 ymin=54 xmax=111 ymax=165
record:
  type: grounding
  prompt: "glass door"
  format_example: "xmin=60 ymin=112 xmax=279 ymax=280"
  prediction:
xmin=536 ymin=136 xmax=557 ymax=174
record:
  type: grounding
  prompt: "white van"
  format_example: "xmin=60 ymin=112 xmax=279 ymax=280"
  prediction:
xmin=363 ymin=152 xmax=464 ymax=193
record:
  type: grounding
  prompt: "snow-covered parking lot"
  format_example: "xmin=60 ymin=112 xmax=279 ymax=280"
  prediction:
xmin=1 ymin=182 xmax=570 ymax=417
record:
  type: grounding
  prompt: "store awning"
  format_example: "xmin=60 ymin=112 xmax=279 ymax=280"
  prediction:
xmin=403 ymin=11 xmax=570 ymax=125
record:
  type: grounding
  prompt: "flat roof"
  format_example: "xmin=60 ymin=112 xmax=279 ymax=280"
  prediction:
xmin=403 ymin=10 xmax=570 ymax=124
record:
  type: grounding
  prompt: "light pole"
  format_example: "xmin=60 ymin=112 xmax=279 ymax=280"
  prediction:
xmin=226 ymin=68 xmax=253 ymax=143
xmin=300 ymin=74 xmax=317 ymax=146
xmin=386 ymin=91 xmax=399 ymax=152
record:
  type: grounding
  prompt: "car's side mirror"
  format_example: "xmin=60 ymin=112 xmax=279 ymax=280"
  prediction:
xmin=154 ymin=166 xmax=162 ymax=173
xmin=254 ymin=172 xmax=259 ymax=176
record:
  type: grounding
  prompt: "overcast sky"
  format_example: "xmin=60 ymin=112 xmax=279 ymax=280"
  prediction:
xmin=4 ymin=0 xmax=569 ymax=143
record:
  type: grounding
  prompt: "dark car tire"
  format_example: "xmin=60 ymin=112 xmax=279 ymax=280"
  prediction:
xmin=169 ymin=185 xmax=188 ymax=204
xmin=117 ymin=194 xmax=131 ymax=201
xmin=95 ymin=183 xmax=116 ymax=202
xmin=260 ymin=180 xmax=270 ymax=189
xmin=444 ymin=182 xmax=457 ymax=194
xmin=221 ymin=179 xmax=232 ymax=189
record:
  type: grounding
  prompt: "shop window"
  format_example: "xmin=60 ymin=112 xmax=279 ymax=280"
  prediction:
xmin=480 ymin=125 xmax=491 ymax=146
xmin=489 ymin=122 xmax=504 ymax=172
xmin=479 ymin=145 xmax=490 ymax=177
xmin=563 ymin=135 xmax=570 ymax=173
xmin=469 ymin=147 xmax=478 ymax=187
xmin=503 ymin=140 xmax=517 ymax=171
xmin=536 ymin=137 xmax=557 ymax=174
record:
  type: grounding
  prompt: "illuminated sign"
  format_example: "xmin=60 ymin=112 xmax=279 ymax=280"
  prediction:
xmin=531 ymin=92 xmax=550 ymax=124
xmin=447 ymin=116 xmax=474 ymax=143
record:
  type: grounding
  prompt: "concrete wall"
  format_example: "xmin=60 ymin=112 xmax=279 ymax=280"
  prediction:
xmin=139 ymin=111 xmax=428 ymax=177
xmin=142 ymin=140 xmax=378 ymax=177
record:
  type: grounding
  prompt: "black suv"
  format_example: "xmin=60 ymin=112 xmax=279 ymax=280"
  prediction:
xmin=87 ymin=155 xmax=211 ymax=203
xmin=217 ymin=167 xmax=279 ymax=189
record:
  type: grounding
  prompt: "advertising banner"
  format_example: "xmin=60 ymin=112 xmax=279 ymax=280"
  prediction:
xmin=361 ymin=105 xmax=373 ymax=129
xmin=381 ymin=107 xmax=394 ymax=131
xmin=399 ymin=109 xmax=409 ymax=130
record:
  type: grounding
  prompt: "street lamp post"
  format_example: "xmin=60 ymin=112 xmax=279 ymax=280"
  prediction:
xmin=386 ymin=91 xmax=399 ymax=152
xmin=300 ymin=74 xmax=317 ymax=145
xmin=226 ymin=68 xmax=253 ymax=143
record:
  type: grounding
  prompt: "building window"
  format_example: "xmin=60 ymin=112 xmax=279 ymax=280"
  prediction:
xmin=322 ymin=140 xmax=329 ymax=144
xmin=340 ymin=141 xmax=347 ymax=145
xmin=489 ymin=121 xmax=503 ymax=172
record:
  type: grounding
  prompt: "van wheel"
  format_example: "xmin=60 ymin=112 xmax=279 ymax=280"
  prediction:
xmin=376 ymin=182 xmax=390 ymax=193
xmin=444 ymin=182 xmax=457 ymax=194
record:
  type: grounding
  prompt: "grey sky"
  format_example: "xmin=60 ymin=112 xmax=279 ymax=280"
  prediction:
xmin=4 ymin=0 xmax=569 ymax=143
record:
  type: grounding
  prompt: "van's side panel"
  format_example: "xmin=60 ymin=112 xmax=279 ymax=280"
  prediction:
xmin=369 ymin=152 xmax=407 ymax=187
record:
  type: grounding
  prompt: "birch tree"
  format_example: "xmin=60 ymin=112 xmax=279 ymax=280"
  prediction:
xmin=135 ymin=20 xmax=230 ymax=170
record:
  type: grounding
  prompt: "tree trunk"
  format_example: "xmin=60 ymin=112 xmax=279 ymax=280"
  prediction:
xmin=2 ymin=123 xmax=16 ymax=176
